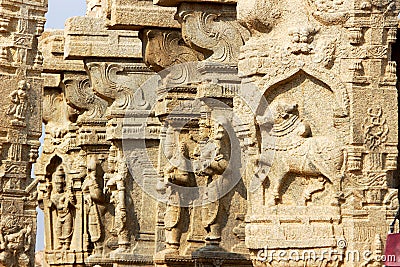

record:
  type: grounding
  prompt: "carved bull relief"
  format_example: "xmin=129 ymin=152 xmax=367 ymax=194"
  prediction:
xmin=256 ymin=100 xmax=344 ymax=206
xmin=252 ymin=72 xmax=347 ymax=207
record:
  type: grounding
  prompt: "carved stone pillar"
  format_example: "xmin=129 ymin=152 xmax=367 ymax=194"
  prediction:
xmin=64 ymin=72 xmax=110 ymax=262
xmin=62 ymin=3 xmax=172 ymax=265
xmin=85 ymin=60 xmax=157 ymax=264
xmin=146 ymin=0 xmax=252 ymax=265
xmin=141 ymin=28 xmax=202 ymax=263
xmin=37 ymin=30 xmax=110 ymax=266
xmin=152 ymin=75 xmax=205 ymax=262
xmin=0 ymin=1 xmax=47 ymax=266
xmin=237 ymin=0 xmax=400 ymax=265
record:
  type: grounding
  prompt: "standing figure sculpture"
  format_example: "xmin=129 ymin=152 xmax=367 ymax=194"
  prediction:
xmin=47 ymin=165 xmax=75 ymax=250
xmin=158 ymin=126 xmax=192 ymax=256
xmin=195 ymin=118 xmax=229 ymax=248
xmin=106 ymin=148 xmax=130 ymax=254
xmin=82 ymin=157 xmax=105 ymax=257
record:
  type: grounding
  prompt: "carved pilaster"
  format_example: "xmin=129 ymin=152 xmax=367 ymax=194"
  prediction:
xmin=146 ymin=1 xmax=251 ymax=265
xmin=63 ymin=7 xmax=166 ymax=266
xmin=237 ymin=0 xmax=400 ymax=264
xmin=37 ymin=28 xmax=118 ymax=267
xmin=0 ymin=1 xmax=47 ymax=266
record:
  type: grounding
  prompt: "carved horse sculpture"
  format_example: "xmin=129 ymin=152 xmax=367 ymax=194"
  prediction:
xmin=255 ymin=100 xmax=344 ymax=205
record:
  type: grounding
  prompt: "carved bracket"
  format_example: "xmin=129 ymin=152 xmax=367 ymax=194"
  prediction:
xmin=177 ymin=3 xmax=249 ymax=65
xmin=142 ymin=29 xmax=204 ymax=72
xmin=63 ymin=76 xmax=107 ymax=121
xmin=86 ymin=62 xmax=150 ymax=112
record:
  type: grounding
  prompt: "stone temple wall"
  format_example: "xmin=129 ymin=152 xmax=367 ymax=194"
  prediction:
xmin=26 ymin=0 xmax=400 ymax=266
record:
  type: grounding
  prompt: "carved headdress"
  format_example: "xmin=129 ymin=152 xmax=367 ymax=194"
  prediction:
xmin=52 ymin=165 xmax=66 ymax=184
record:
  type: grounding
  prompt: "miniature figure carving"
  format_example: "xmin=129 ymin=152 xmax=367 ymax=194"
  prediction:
xmin=0 ymin=217 xmax=31 ymax=267
xmin=8 ymin=143 xmax=22 ymax=162
xmin=47 ymin=165 xmax=75 ymax=250
xmin=256 ymin=100 xmax=344 ymax=205
xmin=16 ymin=48 xmax=26 ymax=64
xmin=362 ymin=107 xmax=388 ymax=151
xmin=7 ymin=80 xmax=30 ymax=125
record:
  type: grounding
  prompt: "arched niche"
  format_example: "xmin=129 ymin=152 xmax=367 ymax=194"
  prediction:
xmin=259 ymin=66 xmax=349 ymax=117
xmin=45 ymin=155 xmax=63 ymax=182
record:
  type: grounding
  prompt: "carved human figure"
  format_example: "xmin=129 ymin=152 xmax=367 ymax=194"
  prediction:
xmin=106 ymin=151 xmax=129 ymax=254
xmin=158 ymin=126 xmax=192 ymax=255
xmin=0 ymin=217 xmax=31 ymax=267
xmin=82 ymin=157 xmax=105 ymax=257
xmin=47 ymin=165 xmax=75 ymax=250
xmin=7 ymin=80 xmax=30 ymax=123
xmin=255 ymin=100 xmax=344 ymax=205
xmin=16 ymin=48 xmax=26 ymax=64
xmin=194 ymin=118 xmax=229 ymax=247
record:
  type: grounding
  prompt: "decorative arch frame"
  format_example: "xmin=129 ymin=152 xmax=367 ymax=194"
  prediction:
xmin=259 ymin=65 xmax=350 ymax=118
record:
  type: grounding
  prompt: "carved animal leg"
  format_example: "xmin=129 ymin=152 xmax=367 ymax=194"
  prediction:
xmin=329 ymin=173 xmax=344 ymax=206
xmin=303 ymin=177 xmax=326 ymax=205
xmin=269 ymin=165 xmax=287 ymax=205
xmin=250 ymin=166 xmax=266 ymax=193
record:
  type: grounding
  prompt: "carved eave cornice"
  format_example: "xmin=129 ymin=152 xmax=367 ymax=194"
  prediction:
xmin=39 ymin=30 xmax=85 ymax=73
xmin=176 ymin=3 xmax=249 ymax=65
xmin=107 ymin=0 xmax=179 ymax=29
xmin=0 ymin=0 xmax=48 ymax=11
xmin=64 ymin=16 xmax=142 ymax=60
xmin=141 ymin=28 xmax=204 ymax=72
xmin=154 ymin=0 xmax=236 ymax=7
